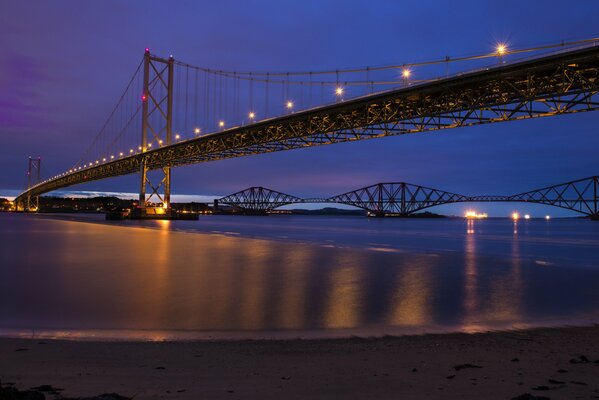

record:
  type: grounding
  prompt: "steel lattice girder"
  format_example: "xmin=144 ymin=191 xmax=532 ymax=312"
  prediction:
xmin=219 ymin=187 xmax=304 ymax=211
xmin=16 ymin=46 xmax=599 ymax=204
xmin=326 ymin=182 xmax=470 ymax=215
xmin=215 ymin=176 xmax=598 ymax=216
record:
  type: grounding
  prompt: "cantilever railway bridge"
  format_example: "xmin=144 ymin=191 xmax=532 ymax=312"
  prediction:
xmin=14 ymin=41 xmax=599 ymax=218
xmin=217 ymin=176 xmax=599 ymax=217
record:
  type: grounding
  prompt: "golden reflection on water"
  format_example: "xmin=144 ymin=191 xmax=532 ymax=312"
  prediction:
xmin=2 ymin=215 xmax=555 ymax=337
xmin=462 ymin=219 xmax=479 ymax=330
xmin=276 ymin=248 xmax=310 ymax=329
xmin=388 ymin=259 xmax=434 ymax=327
xmin=461 ymin=219 xmax=524 ymax=331
xmin=237 ymin=240 xmax=270 ymax=330
xmin=323 ymin=253 xmax=365 ymax=329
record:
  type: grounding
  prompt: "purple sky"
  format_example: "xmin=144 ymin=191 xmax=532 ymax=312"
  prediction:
xmin=1 ymin=1 xmax=598 ymax=216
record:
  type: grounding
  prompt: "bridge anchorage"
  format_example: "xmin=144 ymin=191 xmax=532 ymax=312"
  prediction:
xmin=217 ymin=176 xmax=599 ymax=219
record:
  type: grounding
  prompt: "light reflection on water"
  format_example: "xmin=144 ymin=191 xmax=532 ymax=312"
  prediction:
xmin=1 ymin=213 xmax=599 ymax=340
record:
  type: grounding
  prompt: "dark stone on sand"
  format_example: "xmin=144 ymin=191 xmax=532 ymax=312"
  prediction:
xmin=511 ymin=358 xmax=520 ymax=362
xmin=411 ymin=368 xmax=417 ymax=372
xmin=66 ymin=393 xmax=131 ymax=400
xmin=569 ymin=380 xmax=587 ymax=385
xmin=453 ymin=363 xmax=482 ymax=371
xmin=511 ymin=394 xmax=551 ymax=400
xmin=532 ymin=386 xmax=551 ymax=391
xmin=31 ymin=385 xmax=62 ymax=394
xmin=569 ymin=355 xmax=590 ymax=364
xmin=155 ymin=366 xmax=165 ymax=370
xmin=15 ymin=348 xmax=28 ymax=352
xmin=547 ymin=379 xmax=565 ymax=385
xmin=556 ymin=369 xmax=568 ymax=373
xmin=446 ymin=375 xmax=456 ymax=379
xmin=0 ymin=386 xmax=45 ymax=400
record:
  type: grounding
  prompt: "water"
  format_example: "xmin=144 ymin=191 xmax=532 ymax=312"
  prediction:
xmin=1 ymin=213 xmax=598 ymax=340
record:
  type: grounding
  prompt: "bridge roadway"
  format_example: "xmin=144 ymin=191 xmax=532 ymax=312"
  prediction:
xmin=15 ymin=45 xmax=599 ymax=207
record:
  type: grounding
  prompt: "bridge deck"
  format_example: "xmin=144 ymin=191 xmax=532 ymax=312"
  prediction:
xmin=16 ymin=45 xmax=599 ymax=204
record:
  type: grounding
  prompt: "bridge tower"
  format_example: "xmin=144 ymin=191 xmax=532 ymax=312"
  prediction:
xmin=137 ymin=49 xmax=174 ymax=218
xmin=26 ymin=156 xmax=41 ymax=211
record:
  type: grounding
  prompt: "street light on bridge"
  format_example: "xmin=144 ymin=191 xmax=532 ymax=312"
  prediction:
xmin=496 ymin=42 xmax=508 ymax=63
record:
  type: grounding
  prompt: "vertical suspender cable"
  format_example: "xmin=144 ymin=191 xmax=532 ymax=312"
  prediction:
xmin=185 ymin=66 xmax=189 ymax=134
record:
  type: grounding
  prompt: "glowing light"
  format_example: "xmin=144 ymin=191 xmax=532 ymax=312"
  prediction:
xmin=102 ymin=158 xmax=106 ymax=162
xmin=141 ymin=94 xmax=147 ymax=101
xmin=335 ymin=86 xmax=344 ymax=96
xmin=145 ymin=47 xmax=150 ymax=52
xmin=496 ymin=43 xmax=507 ymax=56
xmin=110 ymin=155 xmax=114 ymax=159
xmin=219 ymin=120 xmax=225 ymax=128
xmin=402 ymin=68 xmax=411 ymax=78
xmin=545 ymin=215 xmax=551 ymax=220
xmin=194 ymin=127 xmax=201 ymax=135
xmin=286 ymin=100 xmax=294 ymax=109
xmin=524 ymin=214 xmax=531 ymax=220
xmin=138 ymin=146 xmax=142 ymax=150
xmin=147 ymin=143 xmax=152 ymax=148
xmin=465 ymin=210 xmax=488 ymax=219
xmin=162 ymin=202 xmax=168 ymax=210
xmin=130 ymin=149 xmax=134 ymax=153
xmin=512 ymin=212 xmax=520 ymax=220
xmin=119 ymin=152 xmax=124 ymax=156
xmin=175 ymin=134 xmax=180 ymax=140
xmin=248 ymin=111 xmax=256 ymax=120
xmin=158 ymin=139 xmax=163 ymax=145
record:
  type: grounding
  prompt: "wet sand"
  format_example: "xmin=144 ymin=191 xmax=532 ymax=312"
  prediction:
xmin=2 ymin=326 xmax=599 ymax=399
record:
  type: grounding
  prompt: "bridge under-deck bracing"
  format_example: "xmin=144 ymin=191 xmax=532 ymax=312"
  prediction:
xmin=217 ymin=176 xmax=599 ymax=218
xmin=13 ymin=42 xmax=599 ymax=216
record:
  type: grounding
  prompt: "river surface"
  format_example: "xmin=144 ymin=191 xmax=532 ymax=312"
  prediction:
xmin=1 ymin=213 xmax=598 ymax=340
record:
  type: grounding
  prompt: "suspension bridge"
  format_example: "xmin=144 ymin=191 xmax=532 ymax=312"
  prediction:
xmin=14 ymin=39 xmax=599 ymax=219
xmin=216 ymin=176 xmax=599 ymax=218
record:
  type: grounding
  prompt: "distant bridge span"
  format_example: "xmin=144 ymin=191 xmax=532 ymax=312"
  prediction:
xmin=217 ymin=176 xmax=599 ymax=218
xmin=15 ymin=45 xmax=599 ymax=213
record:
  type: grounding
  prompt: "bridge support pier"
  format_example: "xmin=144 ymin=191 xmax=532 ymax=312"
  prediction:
xmin=136 ymin=49 xmax=175 ymax=219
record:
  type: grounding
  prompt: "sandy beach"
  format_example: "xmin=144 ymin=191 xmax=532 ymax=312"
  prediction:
xmin=2 ymin=325 xmax=599 ymax=399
